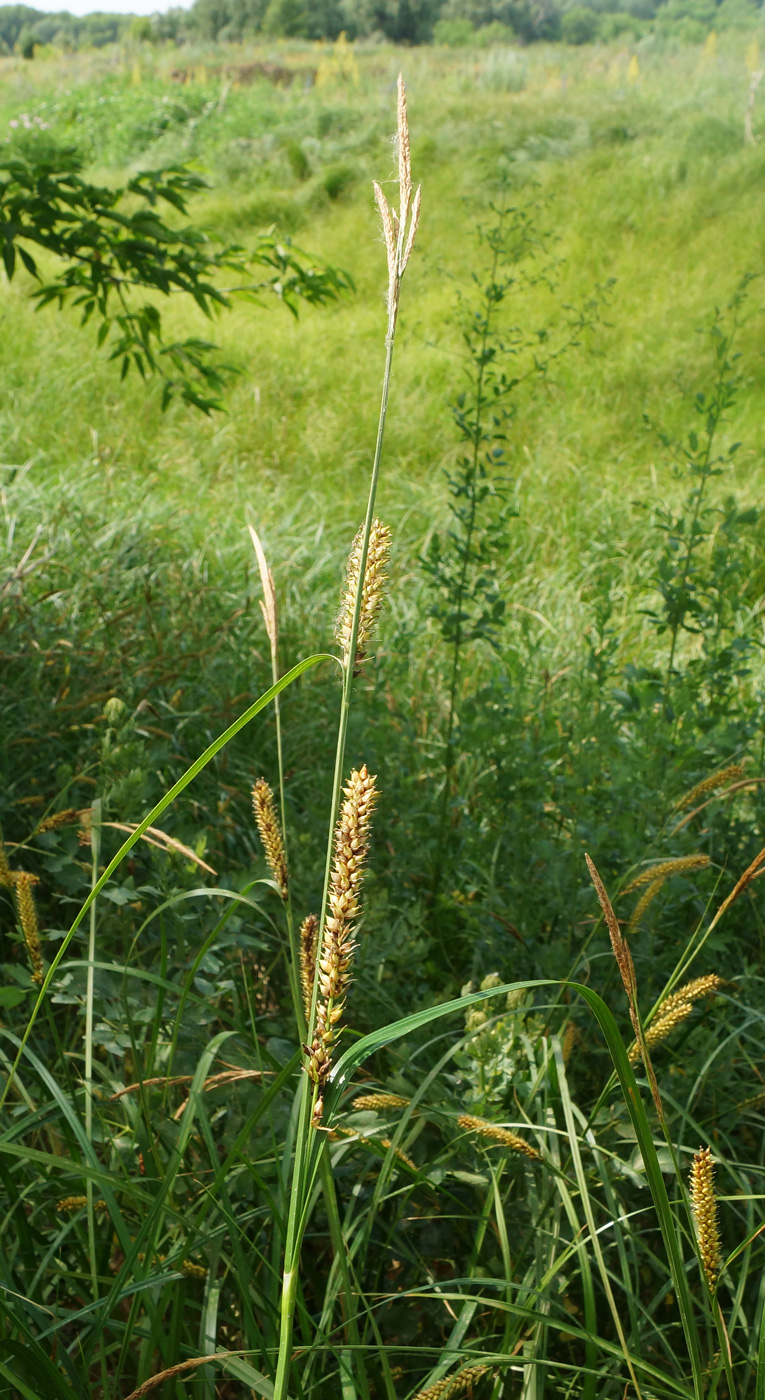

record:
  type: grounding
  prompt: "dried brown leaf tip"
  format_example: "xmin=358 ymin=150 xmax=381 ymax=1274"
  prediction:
xmin=458 ymin=1113 xmax=540 ymax=1160
xmin=373 ymin=72 xmax=422 ymax=333
xmin=14 ymin=871 xmax=43 ymax=985
xmin=299 ymin=912 xmax=319 ymax=1024
xmin=336 ymin=518 xmax=391 ymax=675
xmin=251 ymin=778 xmax=288 ymax=900
xmin=690 ymin=1146 xmax=721 ymax=1291
xmin=414 ymin=1363 xmax=491 ymax=1400
xmin=307 ymin=765 xmax=378 ymax=1122
xmin=628 ymin=974 xmax=723 ymax=1062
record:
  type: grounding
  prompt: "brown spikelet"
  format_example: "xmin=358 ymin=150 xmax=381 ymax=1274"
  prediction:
xmin=628 ymin=974 xmax=723 ymax=1062
xmin=675 ymin=764 xmax=745 ymax=811
xmin=299 ymin=913 xmax=319 ymax=1023
xmin=690 ymin=1147 xmax=721 ymax=1291
xmin=458 ymin=1113 xmax=540 ymax=1160
xmin=15 ymin=871 xmax=43 ymax=985
xmin=622 ymin=854 xmax=710 ymax=897
xmin=561 ymin=1020 xmax=578 ymax=1064
xmin=336 ymin=519 xmax=391 ymax=675
xmin=586 ymin=855 xmax=637 ymax=1006
xmin=414 ymin=1363 xmax=491 ymax=1400
xmin=251 ymin=778 xmax=288 ymax=899
xmin=628 ymin=876 xmax=665 ymax=934
xmin=713 ymin=844 xmax=765 ymax=924
xmin=0 ymin=835 xmax=12 ymax=889
xmin=353 ymin=1092 xmax=411 ymax=1112
xmin=35 ymin=808 xmax=81 ymax=833
xmin=308 ymin=766 xmax=378 ymax=1120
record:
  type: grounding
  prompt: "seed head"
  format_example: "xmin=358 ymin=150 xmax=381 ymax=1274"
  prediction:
xmin=622 ymin=854 xmax=710 ymax=897
xmin=36 ymin=808 xmax=81 ymax=833
xmin=414 ymin=1363 xmax=490 ymax=1400
xmin=675 ymin=764 xmax=745 ymax=811
xmin=181 ymin=1259 xmax=207 ymax=1279
xmin=336 ymin=519 xmax=391 ymax=675
xmin=353 ymin=1092 xmax=411 ymax=1112
xmin=299 ymin=913 xmax=319 ymax=1024
xmin=15 ymin=871 xmax=43 ymax=985
xmin=308 ymin=766 xmax=378 ymax=1120
xmin=56 ymin=1196 xmax=106 ymax=1213
xmin=690 ymin=1146 xmax=721 ymax=1291
xmin=373 ymin=73 xmax=422 ymax=334
xmin=248 ymin=524 xmax=278 ymax=660
xmin=458 ymin=1113 xmax=540 ymax=1160
xmin=0 ymin=836 xmax=12 ymax=889
xmin=251 ymin=778 xmax=288 ymax=899
xmin=628 ymin=974 xmax=723 ymax=1062
xmin=628 ymin=876 xmax=665 ymax=934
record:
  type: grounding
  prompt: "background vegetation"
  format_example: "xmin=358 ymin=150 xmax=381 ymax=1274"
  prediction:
xmin=2 ymin=30 xmax=765 ymax=1400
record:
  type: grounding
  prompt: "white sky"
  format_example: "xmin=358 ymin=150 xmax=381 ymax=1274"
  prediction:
xmin=53 ymin=0 xmax=194 ymax=16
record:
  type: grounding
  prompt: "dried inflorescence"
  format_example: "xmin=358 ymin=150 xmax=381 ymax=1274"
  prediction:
xmin=307 ymin=765 xmax=378 ymax=1122
xmin=15 ymin=871 xmax=44 ymax=985
xmin=458 ymin=1113 xmax=540 ymax=1161
xmin=628 ymin=974 xmax=723 ymax=1062
xmin=336 ymin=518 xmax=391 ymax=675
xmin=353 ymin=1092 xmax=411 ymax=1112
xmin=413 ymin=1363 xmax=490 ymax=1400
xmin=36 ymin=808 xmax=81 ymax=833
xmin=690 ymin=1146 xmax=721 ymax=1291
xmin=252 ymin=778 xmax=289 ymax=900
xmin=675 ymin=764 xmax=745 ymax=811
xmin=372 ymin=72 xmax=422 ymax=335
xmin=299 ymin=913 xmax=319 ymax=1024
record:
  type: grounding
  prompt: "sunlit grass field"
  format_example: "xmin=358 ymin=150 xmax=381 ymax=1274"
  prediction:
xmin=1 ymin=32 xmax=764 ymax=581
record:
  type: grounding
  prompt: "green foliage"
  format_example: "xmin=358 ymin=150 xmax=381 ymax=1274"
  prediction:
xmin=562 ymin=5 xmax=600 ymax=41
xmin=0 ymin=137 xmax=350 ymax=411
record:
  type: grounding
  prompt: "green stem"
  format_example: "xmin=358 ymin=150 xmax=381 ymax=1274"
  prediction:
xmin=85 ymin=798 xmax=108 ymax=1395
xmin=430 ymin=215 xmax=505 ymax=914
xmin=273 ymin=327 xmax=398 ymax=1400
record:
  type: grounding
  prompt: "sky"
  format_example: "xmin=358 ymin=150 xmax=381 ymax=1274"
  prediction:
xmin=52 ymin=0 xmax=194 ymax=15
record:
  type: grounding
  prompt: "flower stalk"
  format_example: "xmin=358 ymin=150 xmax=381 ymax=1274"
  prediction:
xmin=272 ymin=73 xmax=420 ymax=1400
